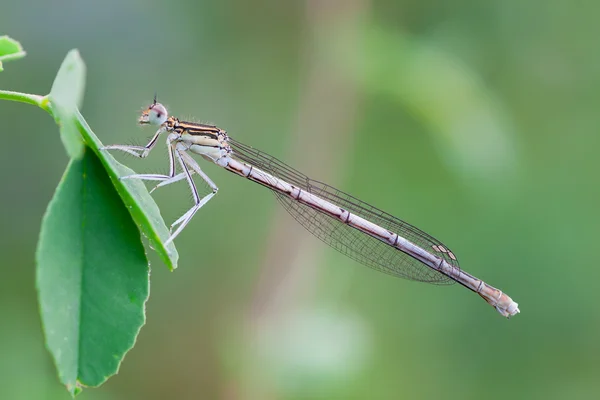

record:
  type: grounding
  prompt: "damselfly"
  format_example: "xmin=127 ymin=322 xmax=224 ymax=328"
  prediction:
xmin=102 ymin=98 xmax=520 ymax=318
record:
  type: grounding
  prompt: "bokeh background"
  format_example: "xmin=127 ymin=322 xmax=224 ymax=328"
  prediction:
xmin=1 ymin=0 xmax=599 ymax=399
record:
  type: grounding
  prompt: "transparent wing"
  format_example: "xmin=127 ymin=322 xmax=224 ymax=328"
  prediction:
xmin=229 ymin=139 xmax=459 ymax=284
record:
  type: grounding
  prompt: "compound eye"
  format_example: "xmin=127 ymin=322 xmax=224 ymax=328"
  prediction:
xmin=149 ymin=103 xmax=168 ymax=125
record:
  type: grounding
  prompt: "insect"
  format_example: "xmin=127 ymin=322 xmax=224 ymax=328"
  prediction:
xmin=102 ymin=98 xmax=520 ymax=317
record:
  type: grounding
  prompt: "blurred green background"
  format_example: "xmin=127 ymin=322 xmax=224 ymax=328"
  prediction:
xmin=1 ymin=0 xmax=599 ymax=399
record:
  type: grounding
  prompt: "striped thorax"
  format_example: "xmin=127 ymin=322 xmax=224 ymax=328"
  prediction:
xmin=165 ymin=118 xmax=231 ymax=163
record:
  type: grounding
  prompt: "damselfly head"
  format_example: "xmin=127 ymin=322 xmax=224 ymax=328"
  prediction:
xmin=139 ymin=102 xmax=168 ymax=126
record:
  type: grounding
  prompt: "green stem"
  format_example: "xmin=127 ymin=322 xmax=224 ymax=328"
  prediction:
xmin=0 ymin=89 xmax=50 ymax=112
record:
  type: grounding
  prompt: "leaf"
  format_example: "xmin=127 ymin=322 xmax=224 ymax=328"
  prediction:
xmin=36 ymin=148 xmax=149 ymax=396
xmin=0 ymin=35 xmax=26 ymax=71
xmin=75 ymin=110 xmax=179 ymax=270
xmin=46 ymin=49 xmax=177 ymax=268
xmin=49 ymin=50 xmax=86 ymax=159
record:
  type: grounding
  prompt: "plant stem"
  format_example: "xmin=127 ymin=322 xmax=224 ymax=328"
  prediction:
xmin=0 ymin=89 xmax=50 ymax=112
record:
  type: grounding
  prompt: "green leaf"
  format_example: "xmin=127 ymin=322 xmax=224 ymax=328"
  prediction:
xmin=75 ymin=110 xmax=179 ymax=270
xmin=0 ymin=35 xmax=26 ymax=71
xmin=36 ymin=148 xmax=149 ymax=396
xmin=46 ymin=49 xmax=177 ymax=269
xmin=49 ymin=50 xmax=86 ymax=159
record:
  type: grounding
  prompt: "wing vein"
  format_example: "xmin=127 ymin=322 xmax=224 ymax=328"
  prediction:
xmin=229 ymin=138 xmax=459 ymax=284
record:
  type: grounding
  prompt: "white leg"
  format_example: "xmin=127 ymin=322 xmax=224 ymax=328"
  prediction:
xmin=101 ymin=127 xmax=166 ymax=158
xmin=164 ymin=149 xmax=218 ymax=245
xmin=178 ymin=150 xmax=218 ymax=189
xmin=150 ymin=147 xmax=218 ymax=192
xmin=119 ymin=135 xmax=177 ymax=182
xmin=168 ymin=191 xmax=216 ymax=236
xmin=149 ymin=171 xmax=191 ymax=193
xmin=121 ymin=173 xmax=174 ymax=181
xmin=152 ymin=149 xmax=219 ymax=195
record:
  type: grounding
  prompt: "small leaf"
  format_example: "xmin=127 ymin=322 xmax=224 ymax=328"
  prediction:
xmin=75 ymin=111 xmax=178 ymax=270
xmin=0 ymin=35 xmax=26 ymax=71
xmin=49 ymin=50 xmax=86 ymax=159
xmin=45 ymin=50 xmax=177 ymax=267
xmin=36 ymin=148 xmax=149 ymax=396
